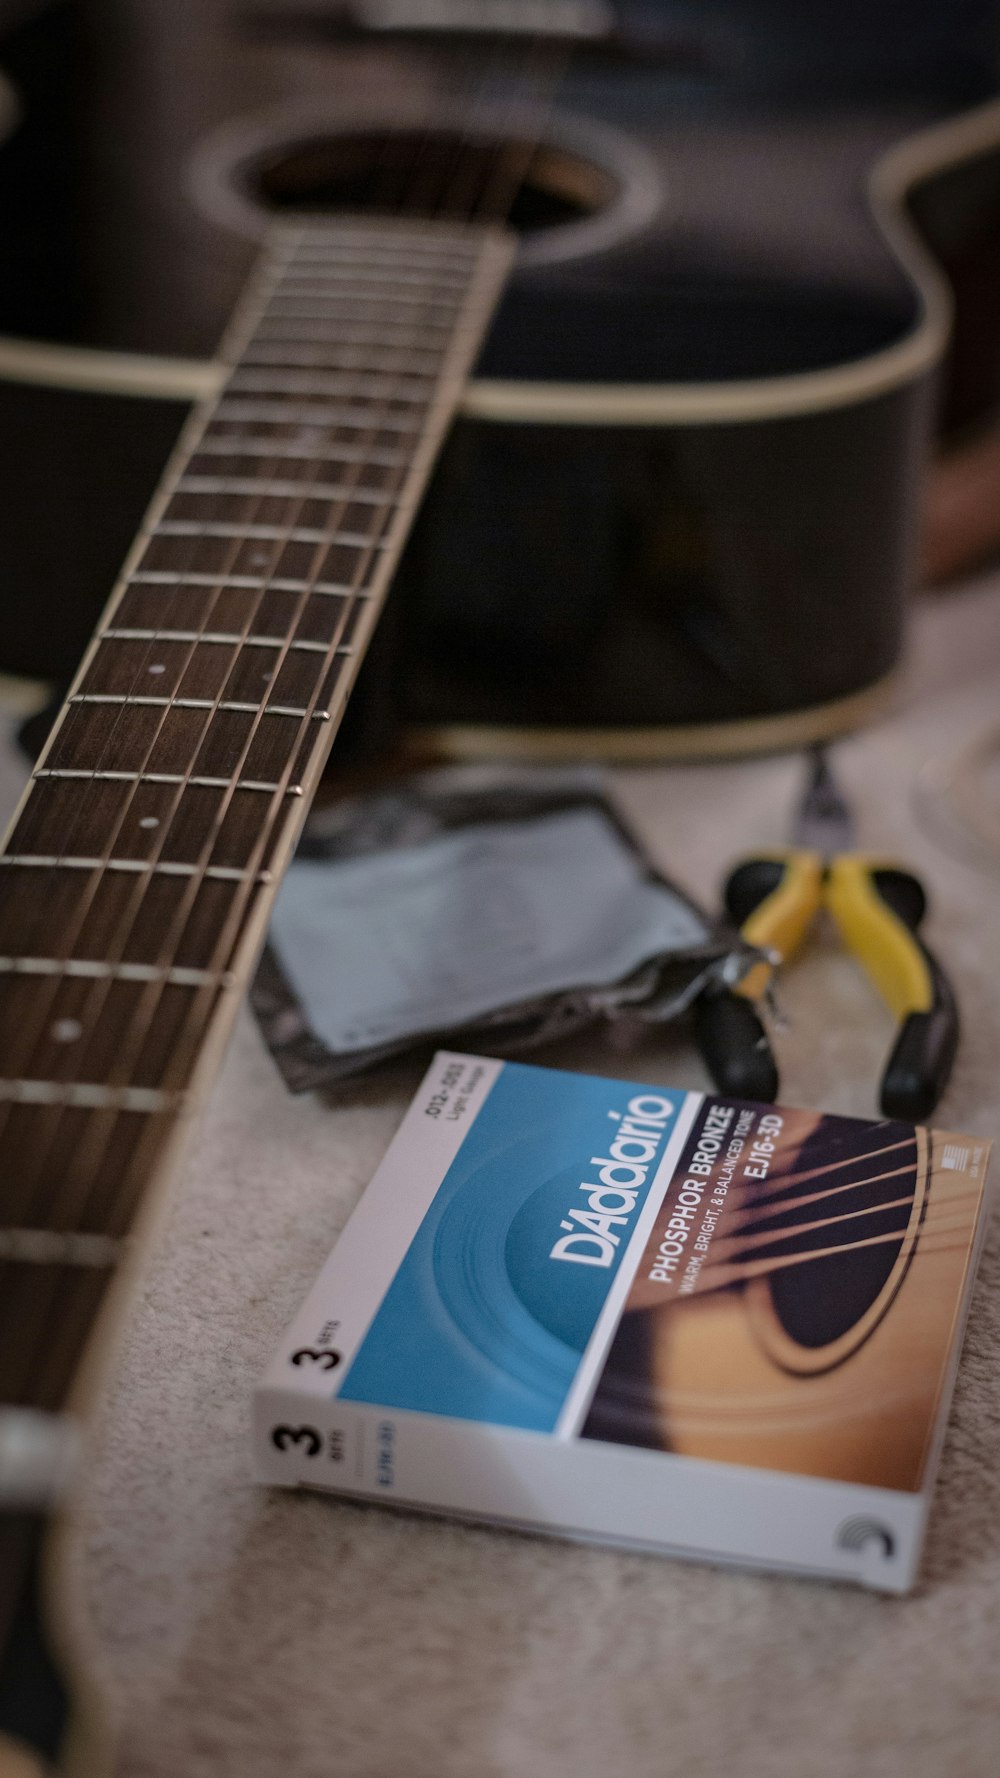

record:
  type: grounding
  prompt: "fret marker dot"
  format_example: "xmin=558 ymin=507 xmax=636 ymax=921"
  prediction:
xmin=251 ymin=550 xmax=270 ymax=567
xmin=148 ymin=662 xmax=166 ymax=675
xmin=139 ymin=815 xmax=159 ymax=829
xmin=52 ymin=1018 xmax=82 ymax=1044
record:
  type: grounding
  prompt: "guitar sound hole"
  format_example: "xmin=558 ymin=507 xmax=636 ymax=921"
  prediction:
xmin=768 ymin=1224 xmax=904 ymax=1350
xmin=756 ymin=1123 xmax=920 ymax=1352
xmin=247 ymin=129 xmax=616 ymax=233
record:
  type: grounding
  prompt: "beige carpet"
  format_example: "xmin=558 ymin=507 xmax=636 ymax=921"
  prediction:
xmin=17 ymin=578 xmax=998 ymax=1777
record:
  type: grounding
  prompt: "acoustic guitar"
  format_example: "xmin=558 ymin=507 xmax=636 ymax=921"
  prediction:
xmin=3 ymin=17 xmax=1000 ymax=758
xmin=0 ymin=11 xmax=998 ymax=1771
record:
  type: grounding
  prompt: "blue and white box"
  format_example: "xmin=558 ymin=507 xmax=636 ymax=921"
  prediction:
xmin=254 ymin=1053 xmax=991 ymax=1592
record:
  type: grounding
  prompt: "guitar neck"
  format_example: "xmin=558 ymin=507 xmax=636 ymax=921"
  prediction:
xmin=0 ymin=212 xmax=512 ymax=1763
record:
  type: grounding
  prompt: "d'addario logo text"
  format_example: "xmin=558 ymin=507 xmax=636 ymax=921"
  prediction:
xmin=549 ymin=1094 xmax=674 ymax=1269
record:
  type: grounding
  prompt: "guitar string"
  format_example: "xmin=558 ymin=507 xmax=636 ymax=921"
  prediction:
xmin=39 ymin=43 xmax=554 ymax=1199
xmin=2 ymin=50 xmax=545 ymax=1399
xmin=467 ymin=35 xmax=567 ymax=226
xmin=1 ymin=238 xmax=482 ymax=1404
xmin=3 ymin=30 xmax=541 ymax=1139
xmin=0 ymin=232 xmax=407 ymax=1294
xmin=1 ymin=38 xmax=518 ymax=1011
xmin=690 ymin=1216 xmax=980 ymax=1295
xmin=0 ymin=252 xmax=312 ymax=1400
xmin=21 ymin=59 xmax=569 ymax=1401
xmin=1 ymin=27 xmax=654 ymax=1415
xmin=0 ymin=247 xmax=330 ymax=1280
xmin=65 ymin=48 xmax=565 ymax=1126
xmin=647 ymin=1121 xmax=980 ymax=1310
xmin=0 ymin=27 xmax=512 ymax=1038
xmin=58 ymin=253 xmax=479 ymax=1186
xmin=5 ymin=241 xmax=454 ymax=1410
xmin=0 ymin=28 xmax=551 ymax=1144
xmin=8 ymin=258 xmax=490 ymax=1265
xmin=0 ymin=247 xmax=298 ymax=1100
xmin=708 ymin=1184 xmax=981 ymax=1262
xmin=715 ymin=1159 xmax=918 ymax=1244
xmin=691 ymin=1162 xmax=976 ymax=1288
xmin=0 ymin=22 xmax=526 ymax=1098
xmin=434 ymin=32 xmax=562 ymax=225
xmin=699 ymin=1138 xmax=953 ymax=1272
xmin=726 ymin=1136 xmax=918 ymax=1208
xmin=0 ymin=250 xmax=315 ymax=1189
xmin=3 ymin=290 xmax=448 ymax=1410
xmin=51 ymin=41 xmax=556 ymax=1078
xmin=727 ymin=1160 xmax=919 ymax=1229
xmin=0 ymin=315 xmax=312 ymax=1378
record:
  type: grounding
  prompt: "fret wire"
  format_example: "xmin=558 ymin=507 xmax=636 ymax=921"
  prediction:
xmin=38 ymin=644 xmax=367 ymax=1164
xmin=34 ymin=769 xmax=301 ymax=793
xmin=152 ymin=521 xmax=392 ymax=546
xmin=0 ymin=1081 xmax=176 ymax=1111
xmin=263 ymin=291 xmax=464 ymax=314
xmin=192 ymin=436 xmax=410 ymax=463
xmin=1 ymin=857 xmax=272 ymax=881
xmin=250 ymin=320 xmax=455 ymax=347
xmin=212 ymin=401 xmax=424 ymax=430
xmin=273 ymin=266 xmax=475 ymax=289
xmin=285 ymin=228 xmax=480 ymax=251
xmin=3 ymin=218 xmax=511 ymax=1315
xmin=0 ymin=958 xmax=233 ymax=987
xmin=0 ymin=1228 xmax=121 ymax=1266
xmin=0 ymin=231 xmax=305 ymax=1183
xmin=5 ymin=234 xmax=295 ymax=872
xmin=240 ymin=343 xmax=444 ymax=372
xmin=12 ymin=220 xmax=451 ymax=1223
xmin=276 ymin=246 xmax=480 ymax=264
xmin=226 ymin=370 xmax=435 ymax=398
xmin=66 ymin=694 xmax=341 ymax=715
xmin=138 ymin=225 xmax=512 ymax=1107
xmin=266 ymin=268 xmax=468 ymax=291
xmin=86 ymin=221 xmax=502 ymax=1131
xmin=128 ymin=571 xmax=365 ymax=595
xmin=285 ymin=249 xmax=481 ymax=268
xmin=272 ymin=280 xmax=471 ymax=303
xmin=0 ymin=228 xmax=295 ymax=1348
xmin=176 ymin=477 xmax=400 ymax=504
xmin=100 ymin=629 xmax=335 ymax=652
xmin=275 ymin=235 xmax=481 ymax=258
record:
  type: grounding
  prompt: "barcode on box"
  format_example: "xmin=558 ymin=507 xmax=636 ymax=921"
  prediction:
xmin=942 ymin=1144 xmax=969 ymax=1172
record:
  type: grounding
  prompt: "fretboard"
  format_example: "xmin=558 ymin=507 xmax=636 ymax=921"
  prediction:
xmin=0 ymin=216 xmax=513 ymax=1432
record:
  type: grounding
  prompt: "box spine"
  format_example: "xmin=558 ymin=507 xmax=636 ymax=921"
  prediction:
xmin=254 ymin=1389 xmax=926 ymax=1594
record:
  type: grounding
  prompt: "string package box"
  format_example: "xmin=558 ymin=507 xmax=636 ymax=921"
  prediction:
xmin=255 ymin=1053 xmax=991 ymax=1592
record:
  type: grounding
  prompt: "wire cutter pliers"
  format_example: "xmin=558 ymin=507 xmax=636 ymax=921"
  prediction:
xmin=695 ymin=748 xmax=960 ymax=1120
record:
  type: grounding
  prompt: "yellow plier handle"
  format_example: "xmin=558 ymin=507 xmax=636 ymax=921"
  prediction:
xmin=695 ymin=849 xmax=959 ymax=1120
xmin=730 ymin=851 xmax=825 ymax=999
xmin=694 ymin=851 xmax=822 ymax=1102
xmin=825 ymin=856 xmax=959 ymax=1120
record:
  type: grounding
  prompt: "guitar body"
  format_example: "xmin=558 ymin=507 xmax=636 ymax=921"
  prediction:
xmin=3 ymin=69 xmax=1000 ymax=755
